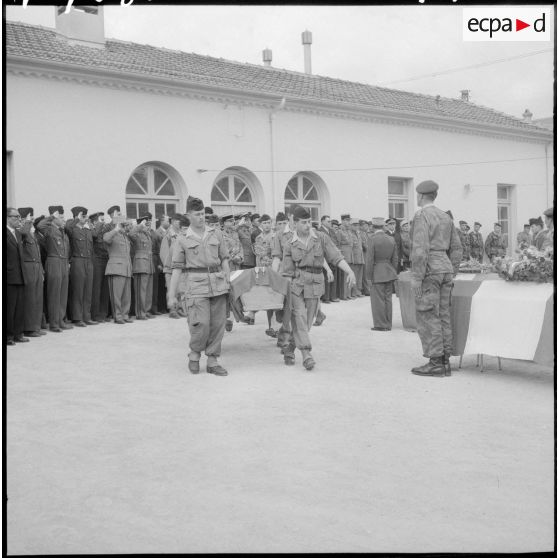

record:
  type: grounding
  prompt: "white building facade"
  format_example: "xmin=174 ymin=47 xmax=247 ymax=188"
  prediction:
xmin=6 ymin=8 xmax=554 ymax=253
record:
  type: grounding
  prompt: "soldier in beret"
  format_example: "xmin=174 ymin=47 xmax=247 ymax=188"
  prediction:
xmin=36 ymin=206 xmax=72 ymax=332
xmin=542 ymin=207 xmax=554 ymax=251
xmin=18 ymin=207 xmax=46 ymax=337
xmin=529 ymin=217 xmax=546 ymax=250
xmin=129 ymin=212 xmax=155 ymax=320
xmin=66 ymin=206 xmax=97 ymax=327
xmin=457 ymin=221 xmax=471 ymax=261
xmin=410 ymin=181 xmax=462 ymax=377
xmin=280 ymin=206 xmax=356 ymax=370
xmin=168 ymin=196 xmax=231 ymax=376
xmin=516 ymin=223 xmax=531 ymax=253
xmin=484 ymin=222 xmax=507 ymax=262
xmin=469 ymin=221 xmax=484 ymax=261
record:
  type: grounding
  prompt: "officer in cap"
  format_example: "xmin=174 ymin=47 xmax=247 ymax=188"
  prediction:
xmin=469 ymin=221 xmax=484 ymax=261
xmin=280 ymin=206 xmax=356 ymax=370
xmin=484 ymin=222 xmax=507 ymax=261
xmin=129 ymin=212 xmax=155 ymax=320
xmin=410 ymin=180 xmax=462 ymax=377
xmin=168 ymin=196 xmax=231 ymax=376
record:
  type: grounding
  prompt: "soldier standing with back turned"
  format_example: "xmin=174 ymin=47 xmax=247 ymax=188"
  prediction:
xmin=410 ymin=181 xmax=462 ymax=377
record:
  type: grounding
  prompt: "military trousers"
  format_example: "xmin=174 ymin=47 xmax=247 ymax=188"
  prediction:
xmin=23 ymin=262 xmax=44 ymax=332
xmin=133 ymin=273 xmax=153 ymax=318
xmin=150 ymin=255 xmax=160 ymax=313
xmin=370 ymin=280 xmax=394 ymax=329
xmin=91 ymin=257 xmax=109 ymax=321
xmin=45 ymin=256 xmax=69 ymax=329
xmin=7 ymin=284 xmax=25 ymax=340
xmin=350 ymin=263 xmax=363 ymax=296
xmin=337 ymin=268 xmax=349 ymax=300
xmin=289 ymin=292 xmax=319 ymax=352
xmin=415 ymin=273 xmax=453 ymax=359
xmin=107 ymin=275 xmax=131 ymax=322
xmin=70 ymin=257 xmax=94 ymax=322
xmin=186 ymin=294 xmax=227 ymax=359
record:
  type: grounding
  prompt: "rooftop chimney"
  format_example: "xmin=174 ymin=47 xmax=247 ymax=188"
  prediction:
xmin=55 ymin=5 xmax=105 ymax=48
xmin=460 ymin=89 xmax=470 ymax=102
xmin=301 ymin=30 xmax=312 ymax=74
xmin=522 ymin=109 xmax=533 ymax=123
xmin=262 ymin=48 xmax=272 ymax=67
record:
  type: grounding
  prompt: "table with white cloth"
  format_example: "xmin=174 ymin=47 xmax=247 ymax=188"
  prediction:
xmin=397 ymin=271 xmax=554 ymax=368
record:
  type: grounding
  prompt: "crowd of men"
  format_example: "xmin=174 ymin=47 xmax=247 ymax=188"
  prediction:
xmin=6 ymin=197 xmax=554 ymax=378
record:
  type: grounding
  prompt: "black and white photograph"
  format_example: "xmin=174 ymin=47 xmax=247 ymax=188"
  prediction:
xmin=4 ymin=1 xmax=555 ymax=554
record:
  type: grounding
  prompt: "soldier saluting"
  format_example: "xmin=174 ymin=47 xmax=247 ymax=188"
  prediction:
xmin=410 ymin=181 xmax=462 ymax=377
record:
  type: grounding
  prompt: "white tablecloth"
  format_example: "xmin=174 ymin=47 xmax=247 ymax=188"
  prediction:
xmin=463 ymin=281 xmax=553 ymax=360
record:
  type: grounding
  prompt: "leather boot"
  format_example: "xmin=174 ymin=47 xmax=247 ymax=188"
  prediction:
xmin=283 ymin=340 xmax=296 ymax=365
xmin=301 ymin=349 xmax=316 ymax=371
xmin=411 ymin=356 xmax=445 ymax=377
xmin=444 ymin=354 xmax=452 ymax=376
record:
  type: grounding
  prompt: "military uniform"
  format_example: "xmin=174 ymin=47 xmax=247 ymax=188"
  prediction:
xmin=254 ymin=230 xmax=276 ymax=267
xmin=104 ymin=224 xmax=133 ymax=323
xmin=238 ymin=225 xmax=256 ymax=268
xmin=150 ymin=228 xmax=163 ymax=314
xmin=222 ymin=227 xmax=243 ymax=271
xmin=129 ymin=222 xmax=154 ymax=319
xmin=485 ymin=228 xmax=507 ymax=261
xmin=365 ymin=223 xmax=398 ymax=330
xmin=469 ymin=225 xmax=484 ymax=260
xmin=91 ymin=215 xmax=110 ymax=321
xmin=410 ymin=181 xmax=462 ymax=376
xmin=171 ymin=224 xmax=230 ymax=369
xmin=457 ymin=223 xmax=471 ymax=261
xmin=36 ymin=210 xmax=71 ymax=331
xmin=350 ymin=225 xmax=365 ymax=297
xmin=516 ymin=229 xmax=531 ymax=252
xmin=6 ymin=215 xmax=26 ymax=343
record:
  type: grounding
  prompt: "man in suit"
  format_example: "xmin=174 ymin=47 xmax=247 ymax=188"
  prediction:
xmin=90 ymin=211 xmax=110 ymax=322
xmin=104 ymin=216 xmax=134 ymax=324
xmin=36 ymin=206 xmax=72 ymax=332
xmin=66 ymin=206 xmax=97 ymax=327
xmin=18 ymin=207 xmax=46 ymax=338
xmin=6 ymin=207 xmax=28 ymax=345
xmin=365 ymin=217 xmax=399 ymax=331
xmin=128 ymin=212 xmax=155 ymax=320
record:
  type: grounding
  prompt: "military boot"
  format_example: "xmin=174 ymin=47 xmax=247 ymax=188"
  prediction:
xmin=411 ymin=356 xmax=445 ymax=377
xmin=444 ymin=354 xmax=452 ymax=376
xmin=283 ymin=340 xmax=296 ymax=366
xmin=301 ymin=349 xmax=316 ymax=371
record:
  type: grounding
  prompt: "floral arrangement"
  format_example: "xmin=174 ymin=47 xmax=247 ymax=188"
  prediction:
xmin=458 ymin=258 xmax=492 ymax=273
xmin=492 ymin=246 xmax=554 ymax=283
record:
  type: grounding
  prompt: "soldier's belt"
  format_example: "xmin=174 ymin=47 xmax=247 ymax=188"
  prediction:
xmin=185 ymin=266 xmax=222 ymax=273
xmin=297 ymin=266 xmax=323 ymax=274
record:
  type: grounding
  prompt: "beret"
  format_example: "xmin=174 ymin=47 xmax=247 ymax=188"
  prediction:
xmin=251 ymin=213 xmax=261 ymax=221
xmin=89 ymin=213 xmax=99 ymax=221
xmin=260 ymin=214 xmax=272 ymax=223
xmin=340 ymin=214 xmax=351 ymax=220
xmin=474 ymin=221 xmax=482 ymax=227
xmin=220 ymin=214 xmax=235 ymax=222
xmin=48 ymin=205 xmax=64 ymax=215
xmin=18 ymin=207 xmax=33 ymax=218
xmin=33 ymin=215 xmax=45 ymax=228
xmin=459 ymin=220 xmax=467 ymax=225
xmin=275 ymin=212 xmax=287 ymax=222
xmin=371 ymin=217 xmax=385 ymax=227
xmin=400 ymin=219 xmax=409 ymax=227
xmin=186 ymin=196 xmax=205 ymax=212
xmin=71 ymin=206 xmax=88 ymax=218
xmin=543 ymin=207 xmax=553 ymax=217
xmin=293 ymin=206 xmax=311 ymax=220
xmin=204 ymin=206 xmax=214 ymax=215
xmin=207 ymin=214 xmax=220 ymax=224
xmin=416 ymin=180 xmax=439 ymax=194
xmin=107 ymin=205 xmax=120 ymax=216
xmin=528 ymin=217 xmax=543 ymax=227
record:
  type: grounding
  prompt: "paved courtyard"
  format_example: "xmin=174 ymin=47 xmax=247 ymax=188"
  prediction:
xmin=6 ymin=296 xmax=554 ymax=554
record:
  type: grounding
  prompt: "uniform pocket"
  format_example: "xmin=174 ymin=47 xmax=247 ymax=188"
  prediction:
xmin=186 ymin=298 xmax=200 ymax=326
xmin=210 ymin=271 xmax=229 ymax=294
xmin=186 ymin=274 xmax=208 ymax=296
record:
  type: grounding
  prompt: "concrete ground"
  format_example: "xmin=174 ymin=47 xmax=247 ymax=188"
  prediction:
xmin=6 ymin=296 xmax=555 ymax=554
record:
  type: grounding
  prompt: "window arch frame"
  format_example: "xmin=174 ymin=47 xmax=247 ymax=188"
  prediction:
xmin=210 ymin=172 xmax=257 ymax=216
xmin=284 ymin=173 xmax=323 ymax=221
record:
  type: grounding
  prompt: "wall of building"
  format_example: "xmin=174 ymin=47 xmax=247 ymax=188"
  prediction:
xmin=7 ymin=72 xmax=552 ymax=251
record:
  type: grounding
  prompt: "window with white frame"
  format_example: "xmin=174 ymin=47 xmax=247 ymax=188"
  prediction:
xmin=284 ymin=174 xmax=322 ymax=222
xmin=125 ymin=164 xmax=179 ymax=222
xmin=388 ymin=177 xmax=410 ymax=219
xmin=211 ymin=174 xmax=256 ymax=216
xmin=497 ymin=184 xmax=514 ymax=254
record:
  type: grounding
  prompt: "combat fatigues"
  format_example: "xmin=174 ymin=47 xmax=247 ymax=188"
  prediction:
xmin=21 ymin=228 xmax=44 ymax=333
xmin=469 ymin=230 xmax=484 ymax=261
xmin=457 ymin=229 xmax=471 ymax=261
xmin=104 ymin=226 xmax=133 ymax=323
xmin=484 ymin=231 xmax=507 ymax=261
xmin=66 ymin=220 xmax=94 ymax=323
xmin=238 ymin=227 xmax=256 ymax=268
xmin=411 ymin=204 xmax=462 ymax=360
xmin=171 ymin=227 xmax=230 ymax=363
xmin=365 ymin=230 xmax=398 ymax=330
xmin=282 ymin=229 xmax=343 ymax=359
xmin=91 ymin=222 xmax=110 ymax=321
xmin=338 ymin=225 xmax=353 ymax=299
xmin=36 ymin=217 xmax=70 ymax=330
xmin=223 ymin=229 xmax=243 ymax=271
xmin=129 ymin=227 xmax=154 ymax=319
xmin=398 ymin=231 xmax=412 ymax=271
xmin=254 ymin=231 xmax=276 ymax=267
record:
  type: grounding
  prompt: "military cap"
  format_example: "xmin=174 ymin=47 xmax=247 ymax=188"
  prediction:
xmin=220 ymin=214 xmax=235 ymax=222
xmin=416 ymin=180 xmax=439 ymax=194
xmin=543 ymin=207 xmax=554 ymax=218
xmin=251 ymin=213 xmax=261 ymax=222
xmin=523 ymin=223 xmax=531 ymax=228
xmin=137 ymin=211 xmax=153 ymax=224
xmin=107 ymin=205 xmax=120 ymax=216
xmin=494 ymin=222 xmax=502 ymax=228
xmin=207 ymin=214 xmax=220 ymax=224
xmin=275 ymin=211 xmax=287 ymax=222
xmin=48 ymin=205 xmax=64 ymax=215
xmin=359 ymin=219 xmax=367 ymax=225
xmin=293 ymin=206 xmax=311 ymax=220
xmin=177 ymin=213 xmax=190 ymax=227
xmin=18 ymin=207 xmax=34 ymax=218
xmin=311 ymin=221 xmax=319 ymax=229
xmin=71 ymin=206 xmax=88 ymax=218
xmin=385 ymin=217 xmax=396 ymax=225
xmin=331 ymin=219 xmax=340 ymax=226
xmin=371 ymin=217 xmax=385 ymax=227
xmin=529 ymin=217 xmax=543 ymax=227
xmin=474 ymin=221 xmax=482 ymax=227
xmin=340 ymin=213 xmax=351 ymax=220
xmin=204 ymin=206 xmax=214 ymax=215
xmin=186 ymin=196 xmax=204 ymax=212
xmin=459 ymin=220 xmax=467 ymax=225
xmin=350 ymin=218 xmax=359 ymax=225
xmin=400 ymin=219 xmax=409 ymax=227
xmin=260 ymin=214 xmax=272 ymax=223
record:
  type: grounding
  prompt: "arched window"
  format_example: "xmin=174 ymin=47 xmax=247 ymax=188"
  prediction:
xmin=211 ymin=174 xmax=256 ymax=216
xmin=126 ymin=164 xmax=180 ymax=221
xmin=284 ymin=174 xmax=322 ymax=221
